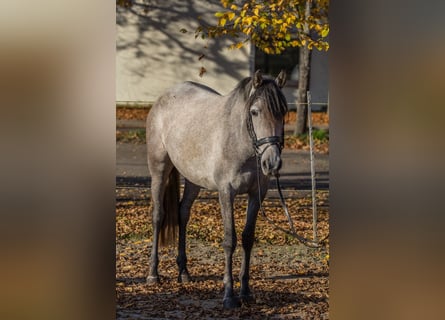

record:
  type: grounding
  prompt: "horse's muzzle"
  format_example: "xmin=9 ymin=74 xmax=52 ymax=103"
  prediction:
xmin=260 ymin=145 xmax=282 ymax=176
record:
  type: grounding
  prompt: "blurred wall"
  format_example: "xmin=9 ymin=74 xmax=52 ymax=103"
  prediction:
xmin=116 ymin=0 xmax=251 ymax=102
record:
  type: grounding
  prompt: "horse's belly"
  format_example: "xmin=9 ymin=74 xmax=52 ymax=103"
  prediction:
xmin=163 ymin=129 xmax=256 ymax=192
xmin=178 ymin=167 xmax=218 ymax=190
xmin=169 ymin=154 xmax=218 ymax=190
xmin=169 ymin=154 xmax=257 ymax=193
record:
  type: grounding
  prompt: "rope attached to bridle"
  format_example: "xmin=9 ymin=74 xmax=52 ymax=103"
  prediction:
xmin=247 ymin=107 xmax=328 ymax=248
xmin=255 ymin=155 xmax=328 ymax=248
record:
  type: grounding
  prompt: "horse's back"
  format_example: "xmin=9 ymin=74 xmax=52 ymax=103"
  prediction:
xmin=147 ymin=81 xmax=222 ymax=128
xmin=152 ymin=81 xmax=220 ymax=111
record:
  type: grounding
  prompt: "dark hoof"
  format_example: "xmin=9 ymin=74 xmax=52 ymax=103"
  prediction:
xmin=240 ymin=294 xmax=256 ymax=304
xmin=223 ymin=296 xmax=242 ymax=309
xmin=178 ymin=273 xmax=192 ymax=283
xmin=146 ymin=275 xmax=160 ymax=284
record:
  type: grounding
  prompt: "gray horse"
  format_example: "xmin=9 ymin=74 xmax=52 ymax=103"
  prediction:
xmin=146 ymin=70 xmax=287 ymax=308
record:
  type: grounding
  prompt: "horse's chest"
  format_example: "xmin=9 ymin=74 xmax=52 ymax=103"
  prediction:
xmin=231 ymin=171 xmax=257 ymax=193
xmin=212 ymin=167 xmax=256 ymax=194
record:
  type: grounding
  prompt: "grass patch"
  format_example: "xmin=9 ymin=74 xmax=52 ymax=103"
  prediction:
xmin=118 ymin=232 xmax=149 ymax=241
xmin=116 ymin=129 xmax=146 ymax=143
xmin=297 ymin=128 xmax=329 ymax=141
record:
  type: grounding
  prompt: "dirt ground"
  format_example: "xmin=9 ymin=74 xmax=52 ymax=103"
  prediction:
xmin=116 ymin=188 xmax=329 ymax=319
xmin=116 ymin=107 xmax=329 ymax=318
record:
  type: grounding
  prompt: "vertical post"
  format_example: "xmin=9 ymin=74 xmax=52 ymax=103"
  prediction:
xmin=307 ymin=91 xmax=318 ymax=242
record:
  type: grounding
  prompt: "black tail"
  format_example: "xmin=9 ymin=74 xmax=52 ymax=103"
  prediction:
xmin=159 ymin=167 xmax=180 ymax=247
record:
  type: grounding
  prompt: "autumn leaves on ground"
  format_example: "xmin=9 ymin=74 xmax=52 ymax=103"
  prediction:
xmin=116 ymin=108 xmax=329 ymax=319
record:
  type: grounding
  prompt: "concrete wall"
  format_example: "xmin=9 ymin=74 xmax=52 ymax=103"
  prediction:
xmin=116 ymin=0 xmax=251 ymax=102
xmin=116 ymin=0 xmax=328 ymax=109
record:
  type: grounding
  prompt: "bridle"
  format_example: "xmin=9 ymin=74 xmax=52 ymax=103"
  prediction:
xmin=246 ymin=101 xmax=328 ymax=248
xmin=246 ymin=107 xmax=284 ymax=157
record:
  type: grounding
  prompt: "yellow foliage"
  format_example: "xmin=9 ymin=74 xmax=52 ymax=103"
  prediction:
xmin=244 ymin=16 xmax=253 ymax=25
xmin=234 ymin=16 xmax=241 ymax=27
xmin=321 ymin=26 xmax=329 ymax=37
xmin=205 ymin=0 xmax=329 ymax=54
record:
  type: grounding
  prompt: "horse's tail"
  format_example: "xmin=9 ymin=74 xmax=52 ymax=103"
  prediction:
xmin=159 ymin=167 xmax=180 ymax=247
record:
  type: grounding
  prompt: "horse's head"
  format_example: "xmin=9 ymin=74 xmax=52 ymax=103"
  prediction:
xmin=247 ymin=70 xmax=288 ymax=176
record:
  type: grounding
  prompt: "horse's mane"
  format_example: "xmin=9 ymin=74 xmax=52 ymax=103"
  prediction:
xmin=227 ymin=76 xmax=288 ymax=120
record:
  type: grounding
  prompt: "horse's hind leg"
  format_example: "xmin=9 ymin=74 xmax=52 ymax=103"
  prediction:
xmin=146 ymin=151 xmax=174 ymax=284
xmin=177 ymin=179 xmax=200 ymax=283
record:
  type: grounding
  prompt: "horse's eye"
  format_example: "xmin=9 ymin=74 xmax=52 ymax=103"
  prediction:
xmin=250 ymin=109 xmax=259 ymax=117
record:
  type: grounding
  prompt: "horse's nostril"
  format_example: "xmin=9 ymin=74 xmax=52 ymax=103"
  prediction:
xmin=261 ymin=159 xmax=268 ymax=170
xmin=270 ymin=160 xmax=282 ymax=176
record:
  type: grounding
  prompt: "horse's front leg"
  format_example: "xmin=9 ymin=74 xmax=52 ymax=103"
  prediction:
xmin=219 ymin=189 xmax=241 ymax=309
xmin=239 ymin=192 xmax=262 ymax=303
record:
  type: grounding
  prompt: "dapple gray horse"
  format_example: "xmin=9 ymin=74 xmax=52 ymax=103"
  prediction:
xmin=146 ymin=70 xmax=287 ymax=308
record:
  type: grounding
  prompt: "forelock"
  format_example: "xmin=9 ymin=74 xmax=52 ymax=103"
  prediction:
xmin=247 ymin=78 xmax=288 ymax=119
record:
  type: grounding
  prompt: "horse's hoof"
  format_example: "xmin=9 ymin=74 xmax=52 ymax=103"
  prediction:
xmin=178 ymin=273 xmax=192 ymax=283
xmin=240 ymin=294 xmax=255 ymax=304
xmin=223 ymin=296 xmax=242 ymax=309
xmin=146 ymin=275 xmax=160 ymax=284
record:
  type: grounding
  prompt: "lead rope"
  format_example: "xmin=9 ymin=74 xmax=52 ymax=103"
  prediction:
xmin=256 ymin=150 xmax=329 ymax=248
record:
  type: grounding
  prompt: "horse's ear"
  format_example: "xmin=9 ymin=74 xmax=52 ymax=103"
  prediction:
xmin=253 ymin=69 xmax=263 ymax=88
xmin=275 ymin=69 xmax=287 ymax=88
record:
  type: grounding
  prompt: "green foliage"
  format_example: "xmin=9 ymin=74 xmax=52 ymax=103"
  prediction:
xmin=298 ymin=128 xmax=329 ymax=141
xmin=312 ymin=128 xmax=329 ymax=140
xmin=198 ymin=0 xmax=329 ymax=54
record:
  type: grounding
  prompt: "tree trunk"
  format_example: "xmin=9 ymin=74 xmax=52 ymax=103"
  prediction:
xmin=294 ymin=0 xmax=312 ymax=135
xmin=294 ymin=45 xmax=311 ymax=135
